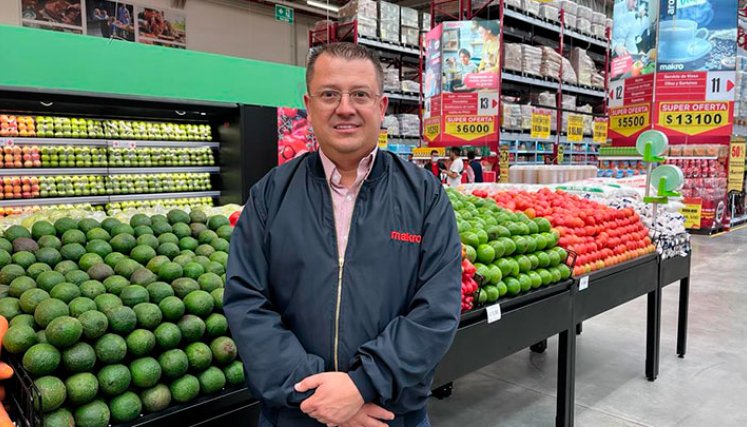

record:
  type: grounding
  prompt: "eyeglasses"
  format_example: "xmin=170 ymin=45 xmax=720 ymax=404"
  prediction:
xmin=309 ymin=90 xmax=381 ymax=108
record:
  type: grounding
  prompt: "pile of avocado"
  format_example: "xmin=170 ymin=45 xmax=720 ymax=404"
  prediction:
xmin=0 ymin=209 xmax=244 ymax=427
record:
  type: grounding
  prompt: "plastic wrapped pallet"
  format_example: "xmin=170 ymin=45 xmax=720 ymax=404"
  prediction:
xmin=522 ymin=44 xmax=543 ymax=76
xmin=564 ymin=13 xmax=577 ymax=29
xmin=401 ymin=7 xmax=419 ymax=27
xmin=591 ymin=72 xmax=605 ymax=88
xmin=504 ymin=43 xmax=523 ymax=72
xmin=570 ymin=47 xmax=594 ymax=86
xmin=540 ymin=3 xmax=559 ymax=21
xmin=591 ymin=24 xmax=606 ymax=38
xmin=562 ymin=94 xmax=576 ymax=110
xmin=502 ymin=103 xmax=523 ymax=130
xmin=379 ymin=1 xmax=400 ymax=42
xmin=533 ymin=91 xmax=556 ymax=107
xmin=592 ymin=11 xmax=606 ymax=25
xmin=339 ymin=17 xmax=377 ymax=38
xmin=339 ymin=0 xmax=378 ymax=20
xmin=383 ymin=115 xmax=400 ymax=136
xmin=540 ymin=47 xmax=562 ymax=80
xmin=505 ymin=0 xmax=522 ymax=8
xmin=396 ymin=114 xmax=420 ymax=136
xmin=582 ymin=114 xmax=593 ymax=135
xmin=421 ymin=12 xmax=431 ymax=31
xmin=561 ymin=57 xmax=577 ymax=84
xmin=606 ymin=18 xmax=613 ymax=29
xmin=521 ymin=104 xmax=533 ymax=130
xmin=550 ymin=110 xmax=558 ymax=132
xmin=577 ymin=17 xmax=592 ymax=34
xmin=383 ymin=68 xmax=400 ymax=92
xmin=577 ymin=104 xmax=593 ymax=114
xmin=401 ymin=27 xmax=420 ymax=46
xmin=379 ymin=22 xmax=400 ymax=43
xmin=401 ymin=80 xmax=420 ymax=93
xmin=577 ymin=5 xmax=592 ymax=20
xmin=523 ymin=0 xmax=541 ymax=16
xmin=559 ymin=0 xmax=577 ymax=15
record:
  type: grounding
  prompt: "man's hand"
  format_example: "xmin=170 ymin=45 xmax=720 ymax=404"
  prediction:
xmin=295 ymin=372 xmax=364 ymax=425
xmin=341 ymin=403 xmax=395 ymax=427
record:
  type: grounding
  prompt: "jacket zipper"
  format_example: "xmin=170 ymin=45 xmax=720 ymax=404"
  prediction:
xmin=334 ymin=256 xmax=344 ymax=371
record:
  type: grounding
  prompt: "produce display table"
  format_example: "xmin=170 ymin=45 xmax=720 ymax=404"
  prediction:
xmin=433 ymin=280 xmax=576 ymax=427
xmin=647 ymin=253 xmax=692 ymax=381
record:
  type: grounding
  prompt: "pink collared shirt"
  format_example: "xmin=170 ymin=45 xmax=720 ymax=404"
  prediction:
xmin=319 ymin=147 xmax=377 ymax=260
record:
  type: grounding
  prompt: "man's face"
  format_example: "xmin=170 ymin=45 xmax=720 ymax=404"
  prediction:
xmin=304 ymin=54 xmax=387 ymax=159
xmin=627 ymin=0 xmax=636 ymax=11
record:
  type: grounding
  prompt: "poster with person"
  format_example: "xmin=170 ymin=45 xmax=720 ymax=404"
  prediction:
xmin=20 ymin=0 xmax=84 ymax=34
xmin=136 ymin=5 xmax=186 ymax=48
xmin=610 ymin=0 xmax=659 ymax=80
xmin=86 ymin=0 xmax=135 ymax=41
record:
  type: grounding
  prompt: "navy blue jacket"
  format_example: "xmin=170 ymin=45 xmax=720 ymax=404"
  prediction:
xmin=224 ymin=150 xmax=462 ymax=426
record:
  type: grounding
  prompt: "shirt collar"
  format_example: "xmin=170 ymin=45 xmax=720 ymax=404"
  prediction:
xmin=319 ymin=147 xmax=378 ymax=188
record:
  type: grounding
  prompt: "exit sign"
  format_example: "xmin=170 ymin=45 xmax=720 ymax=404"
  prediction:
xmin=275 ymin=5 xmax=294 ymax=23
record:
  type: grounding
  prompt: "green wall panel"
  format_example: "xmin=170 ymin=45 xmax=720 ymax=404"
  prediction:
xmin=0 ymin=25 xmax=305 ymax=108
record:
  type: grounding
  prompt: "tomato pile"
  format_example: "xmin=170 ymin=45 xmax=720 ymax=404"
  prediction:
xmin=476 ymin=188 xmax=656 ymax=276
xmin=460 ymin=246 xmax=479 ymax=312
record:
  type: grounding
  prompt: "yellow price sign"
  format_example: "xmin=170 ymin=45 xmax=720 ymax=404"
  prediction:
xmin=609 ymin=104 xmax=650 ymax=137
xmin=412 ymin=147 xmax=445 ymax=157
xmin=728 ymin=140 xmax=746 ymax=192
xmin=444 ymin=116 xmax=495 ymax=142
xmin=680 ymin=202 xmax=702 ymax=229
xmin=378 ymin=131 xmax=388 ymax=149
xmin=531 ymin=112 xmax=552 ymax=139
xmin=567 ymin=114 xmax=584 ymax=142
xmin=593 ymin=118 xmax=608 ymax=144
xmin=557 ymin=144 xmax=565 ymax=163
xmin=423 ymin=119 xmax=441 ymax=142
xmin=659 ymin=102 xmax=730 ymax=136
xmin=499 ymin=146 xmax=510 ymax=183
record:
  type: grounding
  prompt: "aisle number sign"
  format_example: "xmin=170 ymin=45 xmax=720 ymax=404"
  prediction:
xmin=567 ymin=114 xmax=584 ymax=142
xmin=444 ymin=116 xmax=495 ymax=142
xmin=499 ymin=146 xmax=510 ymax=183
xmin=680 ymin=202 xmax=702 ymax=229
xmin=609 ymin=104 xmax=650 ymax=137
xmin=657 ymin=102 xmax=731 ymax=136
xmin=378 ymin=131 xmax=388 ymax=149
xmin=531 ymin=111 xmax=552 ymax=139
xmin=728 ymin=140 xmax=746 ymax=192
xmin=593 ymin=118 xmax=608 ymax=144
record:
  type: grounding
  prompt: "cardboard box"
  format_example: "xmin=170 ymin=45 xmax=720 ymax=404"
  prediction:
xmin=401 ymin=7 xmax=419 ymax=28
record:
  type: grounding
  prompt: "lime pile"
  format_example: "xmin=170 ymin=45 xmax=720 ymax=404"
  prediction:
xmin=447 ymin=189 xmax=571 ymax=305
xmin=0 ymin=209 xmax=244 ymax=427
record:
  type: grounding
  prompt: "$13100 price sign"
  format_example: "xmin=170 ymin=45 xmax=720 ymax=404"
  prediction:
xmin=658 ymin=102 xmax=731 ymax=136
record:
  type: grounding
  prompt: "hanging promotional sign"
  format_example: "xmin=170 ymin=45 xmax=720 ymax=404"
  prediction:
xmin=728 ymin=139 xmax=746 ymax=191
xmin=567 ymin=114 xmax=584 ymax=142
xmin=609 ymin=103 xmax=651 ymax=139
xmin=593 ymin=118 xmax=609 ymax=143
xmin=531 ymin=109 xmax=552 ymax=139
xmin=655 ymin=101 xmax=733 ymax=136
xmin=499 ymin=145 xmax=510 ymax=183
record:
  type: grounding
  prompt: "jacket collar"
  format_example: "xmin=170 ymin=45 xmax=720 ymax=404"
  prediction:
xmin=308 ymin=148 xmax=387 ymax=182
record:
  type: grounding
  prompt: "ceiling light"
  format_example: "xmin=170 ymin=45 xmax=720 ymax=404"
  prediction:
xmin=306 ymin=0 xmax=339 ymax=12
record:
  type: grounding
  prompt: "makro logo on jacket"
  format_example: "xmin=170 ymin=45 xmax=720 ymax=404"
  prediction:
xmin=391 ymin=231 xmax=422 ymax=244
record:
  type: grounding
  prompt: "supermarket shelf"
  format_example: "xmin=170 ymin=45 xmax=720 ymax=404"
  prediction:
xmin=598 ymin=156 xmax=642 ymax=160
xmin=108 ymin=166 xmax=220 ymax=174
xmin=0 ymin=196 xmax=109 ymax=207
xmin=733 ymin=124 xmax=747 ymax=136
xmin=4 ymin=137 xmax=218 ymax=148
xmin=501 ymin=72 xmax=559 ymax=91
xmin=108 ymin=191 xmax=220 ymax=201
xmin=501 ymin=131 xmax=555 ymax=142
xmin=385 ymin=91 xmax=420 ymax=102
xmin=0 ymin=168 xmax=108 ymax=176
xmin=597 ymin=155 xmax=718 ymax=161
xmin=358 ymin=36 xmax=421 ymax=57
xmin=561 ymin=84 xmax=606 ymax=97
xmin=502 ymin=9 xmax=608 ymax=49
xmin=730 ymin=214 xmax=747 ymax=227
xmin=667 ymin=156 xmax=719 ymax=160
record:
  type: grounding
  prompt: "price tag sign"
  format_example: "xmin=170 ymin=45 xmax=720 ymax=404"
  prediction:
xmin=579 ymin=275 xmax=589 ymax=291
xmin=444 ymin=116 xmax=495 ymax=142
xmin=531 ymin=111 xmax=552 ymax=139
xmin=567 ymin=114 xmax=584 ymax=142
xmin=658 ymin=102 xmax=731 ymax=136
xmin=2 ymin=139 xmax=13 ymax=147
xmin=728 ymin=140 xmax=746 ymax=192
xmin=609 ymin=104 xmax=650 ymax=137
xmin=110 ymin=141 xmax=120 ymax=148
xmin=557 ymin=144 xmax=565 ymax=163
xmin=680 ymin=202 xmax=702 ymax=229
xmin=499 ymin=146 xmax=510 ymax=183
xmin=593 ymin=118 xmax=608 ymax=144
xmin=486 ymin=303 xmax=502 ymax=323
xmin=412 ymin=147 xmax=444 ymax=157
xmin=127 ymin=141 xmax=137 ymax=149
xmin=378 ymin=131 xmax=388 ymax=149
xmin=423 ymin=119 xmax=441 ymax=142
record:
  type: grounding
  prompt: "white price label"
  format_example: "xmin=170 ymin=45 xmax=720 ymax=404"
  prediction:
xmin=486 ymin=304 xmax=502 ymax=323
xmin=579 ymin=276 xmax=589 ymax=291
xmin=126 ymin=141 xmax=137 ymax=149
xmin=3 ymin=139 xmax=14 ymax=147
xmin=111 ymin=141 xmax=120 ymax=148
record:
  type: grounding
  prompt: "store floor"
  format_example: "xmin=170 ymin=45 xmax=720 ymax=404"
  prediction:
xmin=428 ymin=229 xmax=747 ymax=427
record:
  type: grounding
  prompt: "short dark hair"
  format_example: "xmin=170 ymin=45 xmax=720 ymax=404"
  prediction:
xmin=458 ymin=48 xmax=471 ymax=57
xmin=306 ymin=43 xmax=384 ymax=93
xmin=476 ymin=20 xmax=500 ymax=36
xmin=450 ymin=147 xmax=462 ymax=156
xmin=467 ymin=150 xmax=476 ymax=160
xmin=430 ymin=150 xmax=439 ymax=155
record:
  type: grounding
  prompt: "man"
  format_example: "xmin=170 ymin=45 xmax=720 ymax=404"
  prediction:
xmin=467 ymin=150 xmax=483 ymax=183
xmin=444 ymin=147 xmax=464 ymax=187
xmin=225 ymin=42 xmax=461 ymax=427
xmin=429 ymin=149 xmax=445 ymax=181
xmin=612 ymin=0 xmax=642 ymax=57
